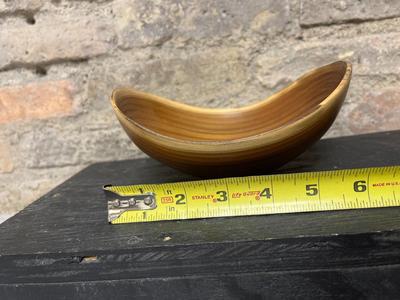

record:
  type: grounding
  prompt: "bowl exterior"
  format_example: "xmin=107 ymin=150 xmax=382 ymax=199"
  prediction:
xmin=112 ymin=76 xmax=350 ymax=176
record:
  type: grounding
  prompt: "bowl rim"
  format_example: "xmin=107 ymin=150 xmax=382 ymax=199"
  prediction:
xmin=110 ymin=61 xmax=352 ymax=149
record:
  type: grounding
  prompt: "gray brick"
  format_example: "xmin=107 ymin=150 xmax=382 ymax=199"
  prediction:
xmin=0 ymin=16 xmax=115 ymax=69
xmin=254 ymin=32 xmax=400 ymax=90
xmin=88 ymin=47 xmax=260 ymax=112
xmin=301 ymin=0 xmax=400 ymax=27
xmin=0 ymin=0 xmax=45 ymax=14
xmin=18 ymin=120 xmax=143 ymax=169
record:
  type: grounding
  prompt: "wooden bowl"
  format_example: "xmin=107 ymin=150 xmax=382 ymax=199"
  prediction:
xmin=111 ymin=61 xmax=352 ymax=176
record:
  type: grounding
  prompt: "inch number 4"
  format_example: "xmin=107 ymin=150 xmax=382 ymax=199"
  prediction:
xmin=260 ymin=188 xmax=272 ymax=199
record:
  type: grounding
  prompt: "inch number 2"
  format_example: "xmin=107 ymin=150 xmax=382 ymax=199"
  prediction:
xmin=175 ymin=194 xmax=186 ymax=205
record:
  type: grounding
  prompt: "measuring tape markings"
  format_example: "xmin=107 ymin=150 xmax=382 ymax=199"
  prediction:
xmin=105 ymin=166 xmax=400 ymax=224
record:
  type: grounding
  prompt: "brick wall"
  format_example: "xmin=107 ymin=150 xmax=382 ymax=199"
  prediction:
xmin=1 ymin=0 xmax=399 ymax=214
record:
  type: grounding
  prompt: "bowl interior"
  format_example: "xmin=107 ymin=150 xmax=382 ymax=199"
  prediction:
xmin=113 ymin=62 xmax=348 ymax=142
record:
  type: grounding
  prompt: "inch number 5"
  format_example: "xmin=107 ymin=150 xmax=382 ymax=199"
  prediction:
xmin=306 ymin=184 xmax=318 ymax=196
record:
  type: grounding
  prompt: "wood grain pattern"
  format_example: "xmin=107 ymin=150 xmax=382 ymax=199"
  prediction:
xmin=111 ymin=61 xmax=352 ymax=175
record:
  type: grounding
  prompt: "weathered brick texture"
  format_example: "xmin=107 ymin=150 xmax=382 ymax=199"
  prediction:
xmin=0 ymin=0 xmax=399 ymax=217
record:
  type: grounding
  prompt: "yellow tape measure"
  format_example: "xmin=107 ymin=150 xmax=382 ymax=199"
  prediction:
xmin=104 ymin=166 xmax=400 ymax=224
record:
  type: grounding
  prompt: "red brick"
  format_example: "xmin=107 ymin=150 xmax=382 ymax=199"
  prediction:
xmin=0 ymin=80 xmax=74 ymax=124
xmin=348 ymin=89 xmax=400 ymax=133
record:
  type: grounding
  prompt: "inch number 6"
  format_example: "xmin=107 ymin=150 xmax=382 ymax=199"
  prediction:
xmin=353 ymin=180 xmax=367 ymax=192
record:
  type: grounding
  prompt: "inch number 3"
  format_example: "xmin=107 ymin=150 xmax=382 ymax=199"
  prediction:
xmin=216 ymin=191 xmax=228 ymax=202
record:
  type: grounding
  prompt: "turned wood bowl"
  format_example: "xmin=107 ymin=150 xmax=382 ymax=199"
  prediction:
xmin=111 ymin=61 xmax=352 ymax=176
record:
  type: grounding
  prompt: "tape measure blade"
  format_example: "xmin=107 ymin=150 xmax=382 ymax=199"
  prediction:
xmin=106 ymin=166 xmax=400 ymax=224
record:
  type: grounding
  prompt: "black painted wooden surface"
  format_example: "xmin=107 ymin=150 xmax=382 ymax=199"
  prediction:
xmin=1 ymin=130 xmax=400 ymax=299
